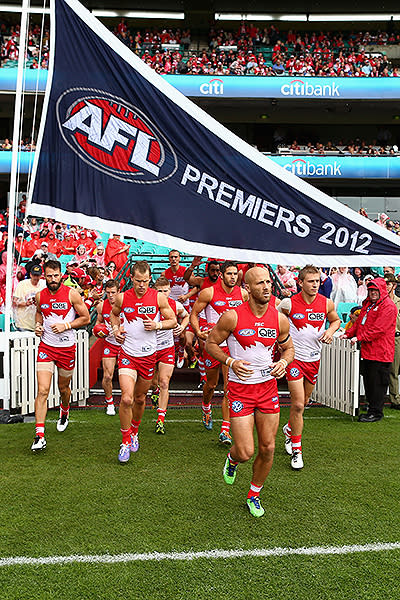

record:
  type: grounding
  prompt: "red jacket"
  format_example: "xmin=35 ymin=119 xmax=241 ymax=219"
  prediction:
xmin=345 ymin=277 xmax=397 ymax=362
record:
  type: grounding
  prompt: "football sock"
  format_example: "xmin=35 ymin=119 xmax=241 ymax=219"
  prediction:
xmin=291 ymin=434 xmax=302 ymax=453
xmin=220 ymin=420 xmax=230 ymax=434
xmin=157 ymin=408 xmax=166 ymax=423
xmin=121 ymin=427 xmax=131 ymax=445
xmin=247 ymin=481 xmax=263 ymax=499
xmin=202 ymin=401 xmax=212 ymax=414
xmin=130 ymin=419 xmax=141 ymax=435
xmin=35 ymin=423 xmax=45 ymax=438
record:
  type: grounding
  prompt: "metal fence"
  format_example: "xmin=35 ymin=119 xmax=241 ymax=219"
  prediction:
xmin=9 ymin=330 xmax=89 ymax=415
xmin=312 ymin=337 xmax=360 ymax=416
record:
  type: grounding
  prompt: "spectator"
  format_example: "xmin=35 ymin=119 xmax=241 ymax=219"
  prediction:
xmin=104 ymin=234 xmax=130 ymax=275
xmin=12 ymin=264 xmax=45 ymax=331
xmin=343 ymin=305 xmax=361 ymax=331
xmin=384 ymin=273 xmax=400 ymax=410
xmin=331 ymin=267 xmax=358 ymax=307
xmin=344 ymin=277 xmax=397 ymax=422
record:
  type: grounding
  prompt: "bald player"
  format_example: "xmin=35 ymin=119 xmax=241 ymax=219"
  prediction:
xmin=206 ymin=267 xmax=294 ymax=517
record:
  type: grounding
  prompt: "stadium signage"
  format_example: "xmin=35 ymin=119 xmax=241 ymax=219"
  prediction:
xmin=280 ymin=79 xmax=340 ymax=97
xmin=199 ymin=78 xmax=224 ymax=95
xmin=284 ymin=159 xmax=342 ymax=177
xmin=57 ymin=89 xmax=178 ymax=184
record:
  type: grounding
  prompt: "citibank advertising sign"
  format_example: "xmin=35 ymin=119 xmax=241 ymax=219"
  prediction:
xmin=1 ymin=71 xmax=400 ymax=100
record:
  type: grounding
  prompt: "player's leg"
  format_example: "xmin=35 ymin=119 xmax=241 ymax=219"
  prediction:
xmin=118 ymin=370 xmax=137 ymax=463
xmin=287 ymin=378 xmax=306 ymax=470
xmin=219 ymin=363 xmax=232 ymax=445
xmin=130 ymin=374 xmax=153 ymax=451
xmin=202 ymin=366 xmax=219 ymax=430
xmin=155 ymin=362 xmax=174 ymax=434
xmin=185 ymin=330 xmax=196 ymax=366
xmin=247 ymin=411 xmax=280 ymax=517
xmin=176 ymin=331 xmax=186 ymax=368
xmin=56 ymin=368 xmax=74 ymax=432
xmin=223 ymin=413 xmax=255 ymax=486
xmin=102 ymin=357 xmax=117 ymax=415
xmin=149 ymin=364 xmax=160 ymax=409
xmin=31 ymin=365 xmax=54 ymax=451
xmin=197 ymin=338 xmax=207 ymax=388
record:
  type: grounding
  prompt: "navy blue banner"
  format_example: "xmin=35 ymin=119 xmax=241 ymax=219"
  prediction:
xmin=28 ymin=0 xmax=400 ymax=266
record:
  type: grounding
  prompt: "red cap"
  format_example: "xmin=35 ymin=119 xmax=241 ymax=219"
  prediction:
xmin=71 ymin=268 xmax=86 ymax=278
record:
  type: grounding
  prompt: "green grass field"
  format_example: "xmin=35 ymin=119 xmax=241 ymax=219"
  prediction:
xmin=0 ymin=405 xmax=399 ymax=600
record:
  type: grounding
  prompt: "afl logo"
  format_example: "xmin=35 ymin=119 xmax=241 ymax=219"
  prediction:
xmin=238 ymin=329 xmax=255 ymax=336
xmin=292 ymin=313 xmax=305 ymax=320
xmin=57 ymin=88 xmax=178 ymax=184
xmin=214 ymin=301 xmax=226 ymax=306
xmin=41 ymin=304 xmax=50 ymax=309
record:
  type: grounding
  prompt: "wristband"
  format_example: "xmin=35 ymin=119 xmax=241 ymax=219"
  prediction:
xmin=65 ymin=322 xmax=72 ymax=331
xmin=156 ymin=322 xmax=162 ymax=330
xmin=277 ymin=358 xmax=288 ymax=368
xmin=225 ymin=356 xmax=235 ymax=368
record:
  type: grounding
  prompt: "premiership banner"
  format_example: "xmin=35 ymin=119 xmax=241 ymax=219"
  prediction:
xmin=28 ymin=0 xmax=400 ymax=266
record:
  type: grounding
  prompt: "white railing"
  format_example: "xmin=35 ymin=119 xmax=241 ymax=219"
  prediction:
xmin=312 ymin=337 xmax=360 ymax=416
xmin=9 ymin=330 xmax=89 ymax=415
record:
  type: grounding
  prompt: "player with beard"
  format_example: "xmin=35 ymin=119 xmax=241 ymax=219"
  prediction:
xmin=184 ymin=257 xmax=221 ymax=387
xmin=206 ymin=267 xmax=294 ymax=517
xmin=190 ymin=261 xmax=248 ymax=444
xmin=31 ymin=260 xmax=90 ymax=452
xmin=278 ymin=265 xmax=340 ymax=470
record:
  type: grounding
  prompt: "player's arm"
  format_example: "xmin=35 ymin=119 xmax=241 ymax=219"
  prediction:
xmin=110 ymin=293 xmax=125 ymax=343
xmin=206 ymin=310 xmax=254 ymax=381
xmin=95 ymin=301 xmax=104 ymax=324
xmin=51 ymin=289 xmax=90 ymax=334
xmin=143 ymin=293 xmax=177 ymax=331
xmin=34 ymin=291 xmax=44 ymax=337
xmin=277 ymin=297 xmax=291 ymax=315
xmin=174 ymin=303 xmax=189 ymax=336
xmin=183 ymin=256 xmax=204 ymax=286
xmin=178 ymin=285 xmax=199 ymax=304
xmin=189 ymin=287 xmax=213 ymax=340
xmin=270 ymin=313 xmax=295 ymax=379
xmin=320 ymin=299 xmax=341 ymax=344
xmin=240 ymin=288 xmax=249 ymax=302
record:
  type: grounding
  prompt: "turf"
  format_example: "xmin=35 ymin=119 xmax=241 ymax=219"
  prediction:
xmin=0 ymin=406 xmax=399 ymax=599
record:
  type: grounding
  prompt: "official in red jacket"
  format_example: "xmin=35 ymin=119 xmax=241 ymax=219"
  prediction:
xmin=345 ymin=277 xmax=397 ymax=422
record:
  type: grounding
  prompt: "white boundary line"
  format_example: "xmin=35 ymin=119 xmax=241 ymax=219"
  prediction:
xmin=1 ymin=542 xmax=399 ymax=567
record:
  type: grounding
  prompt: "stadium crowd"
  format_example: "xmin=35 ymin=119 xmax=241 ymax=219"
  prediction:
xmin=281 ymin=140 xmax=399 ymax=155
xmin=1 ymin=19 xmax=400 ymax=77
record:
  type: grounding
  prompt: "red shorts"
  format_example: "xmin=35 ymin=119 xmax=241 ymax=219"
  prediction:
xmin=286 ymin=359 xmax=320 ymax=385
xmin=203 ymin=345 xmax=229 ymax=370
xmin=228 ymin=379 xmax=280 ymax=417
xmin=118 ymin=349 xmax=156 ymax=380
xmin=156 ymin=345 xmax=175 ymax=365
xmin=37 ymin=341 xmax=76 ymax=371
xmin=102 ymin=341 xmax=120 ymax=360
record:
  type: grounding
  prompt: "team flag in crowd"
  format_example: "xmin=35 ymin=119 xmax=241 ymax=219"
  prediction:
xmin=28 ymin=0 xmax=400 ymax=265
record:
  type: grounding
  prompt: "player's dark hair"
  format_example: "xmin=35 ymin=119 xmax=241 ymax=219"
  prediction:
xmin=169 ymin=249 xmax=180 ymax=256
xmin=105 ymin=279 xmax=119 ymax=291
xmin=206 ymin=260 xmax=220 ymax=272
xmin=221 ymin=261 xmax=237 ymax=274
xmin=131 ymin=260 xmax=151 ymax=277
xmin=298 ymin=264 xmax=320 ymax=281
xmin=154 ymin=276 xmax=170 ymax=288
xmin=44 ymin=259 xmax=61 ymax=272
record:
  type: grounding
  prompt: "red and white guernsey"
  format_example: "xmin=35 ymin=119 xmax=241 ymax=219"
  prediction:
xmin=287 ymin=292 xmax=327 ymax=362
xmin=121 ymin=287 xmax=160 ymax=357
xmin=164 ymin=266 xmax=189 ymax=302
xmin=39 ymin=284 xmax=76 ymax=347
xmin=227 ymin=302 xmax=280 ymax=385
xmin=156 ymin=297 xmax=181 ymax=350
xmin=198 ymin=276 xmax=217 ymax=321
xmin=102 ymin=298 xmax=121 ymax=347
xmin=204 ymin=279 xmax=244 ymax=346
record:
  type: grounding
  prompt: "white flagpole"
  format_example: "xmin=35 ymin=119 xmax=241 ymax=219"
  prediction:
xmin=3 ymin=0 xmax=30 ymax=411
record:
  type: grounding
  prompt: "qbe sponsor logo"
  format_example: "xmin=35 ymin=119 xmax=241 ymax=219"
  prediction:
xmin=309 ymin=312 xmax=325 ymax=321
xmin=58 ymin=88 xmax=178 ymax=184
xmin=280 ymin=79 xmax=340 ymax=97
xmin=228 ymin=300 xmax=242 ymax=307
xmin=258 ymin=327 xmax=277 ymax=338
xmin=138 ymin=306 xmax=157 ymax=315
xmin=52 ymin=302 xmax=68 ymax=310
xmin=199 ymin=78 xmax=224 ymax=95
xmin=231 ymin=400 xmax=244 ymax=413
